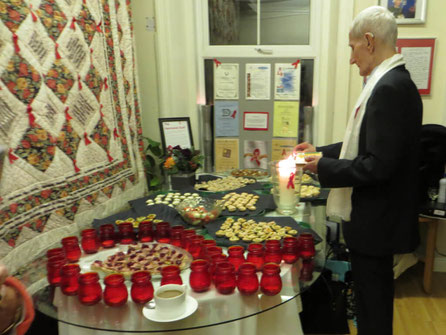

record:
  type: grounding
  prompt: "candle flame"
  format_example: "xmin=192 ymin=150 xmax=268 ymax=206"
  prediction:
xmin=278 ymin=155 xmax=296 ymax=168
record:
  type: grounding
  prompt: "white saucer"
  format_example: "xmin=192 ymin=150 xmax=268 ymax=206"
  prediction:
xmin=142 ymin=296 xmax=198 ymax=322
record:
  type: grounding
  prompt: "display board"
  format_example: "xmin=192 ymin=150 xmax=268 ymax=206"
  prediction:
xmin=206 ymin=58 xmax=314 ymax=172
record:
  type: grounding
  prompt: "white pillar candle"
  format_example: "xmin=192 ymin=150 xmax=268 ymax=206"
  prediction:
xmin=277 ymin=156 xmax=297 ymax=209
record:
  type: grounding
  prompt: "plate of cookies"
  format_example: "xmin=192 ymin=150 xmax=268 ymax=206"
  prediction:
xmin=193 ymin=175 xmax=261 ymax=193
xmin=208 ymin=192 xmax=276 ymax=217
xmin=206 ymin=216 xmax=321 ymax=248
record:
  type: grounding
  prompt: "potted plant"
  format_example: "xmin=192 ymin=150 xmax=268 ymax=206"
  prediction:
xmin=162 ymin=145 xmax=204 ymax=190
xmin=143 ymin=137 xmax=164 ymax=191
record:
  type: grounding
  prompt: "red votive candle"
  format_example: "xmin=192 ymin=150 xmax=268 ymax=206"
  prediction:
xmin=199 ymin=240 xmax=217 ymax=259
xmin=282 ymin=237 xmax=299 ymax=264
xmin=104 ymin=273 xmax=128 ymax=307
xmin=227 ymin=245 xmax=245 ymax=272
xmin=204 ymin=246 xmax=223 ymax=262
xmin=78 ymin=272 xmax=102 ymax=306
xmin=60 ymin=263 xmax=80 ymax=295
xmin=118 ymin=222 xmax=135 ymax=244
xmin=298 ymin=233 xmax=315 ymax=260
xmin=99 ymin=224 xmax=116 ymax=248
xmin=169 ymin=225 xmax=184 ymax=247
xmin=156 ymin=221 xmax=171 ymax=244
xmin=210 ymin=254 xmax=227 ymax=283
xmin=189 ymin=259 xmax=211 ymax=293
xmin=188 ymin=235 xmax=205 ymax=259
xmin=61 ymin=236 xmax=82 ymax=263
xmin=237 ymin=262 xmax=259 ymax=295
xmin=138 ymin=221 xmax=153 ymax=243
xmin=247 ymin=243 xmax=264 ymax=271
xmin=46 ymin=248 xmax=65 ymax=260
xmin=181 ymin=229 xmax=196 ymax=251
xmin=81 ymin=229 xmax=99 ymax=254
xmin=131 ymin=271 xmax=154 ymax=304
xmin=161 ymin=265 xmax=182 ymax=286
xmin=215 ymin=262 xmax=236 ymax=295
xmin=260 ymin=263 xmax=282 ymax=296
xmin=46 ymin=256 xmax=66 ymax=286
xmin=264 ymin=240 xmax=282 ymax=264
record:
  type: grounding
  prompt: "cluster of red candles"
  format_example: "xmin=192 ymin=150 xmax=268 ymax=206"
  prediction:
xmin=46 ymin=222 xmax=316 ymax=306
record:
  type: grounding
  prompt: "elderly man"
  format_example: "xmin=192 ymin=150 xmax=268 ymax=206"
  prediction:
xmin=296 ymin=6 xmax=422 ymax=335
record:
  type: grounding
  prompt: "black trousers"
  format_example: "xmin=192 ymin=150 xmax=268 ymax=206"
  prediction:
xmin=350 ymin=250 xmax=394 ymax=335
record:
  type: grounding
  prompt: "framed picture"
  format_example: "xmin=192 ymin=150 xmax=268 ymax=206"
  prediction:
xmin=379 ymin=0 xmax=427 ymax=24
xmin=158 ymin=117 xmax=194 ymax=151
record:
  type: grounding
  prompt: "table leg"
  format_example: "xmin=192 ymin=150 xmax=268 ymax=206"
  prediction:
xmin=423 ymin=219 xmax=438 ymax=294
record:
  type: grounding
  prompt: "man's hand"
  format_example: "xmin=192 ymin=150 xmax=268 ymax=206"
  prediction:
xmin=303 ymin=155 xmax=321 ymax=174
xmin=294 ymin=142 xmax=316 ymax=153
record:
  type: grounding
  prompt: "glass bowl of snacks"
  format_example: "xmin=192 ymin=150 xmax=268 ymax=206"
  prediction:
xmin=176 ymin=197 xmax=224 ymax=227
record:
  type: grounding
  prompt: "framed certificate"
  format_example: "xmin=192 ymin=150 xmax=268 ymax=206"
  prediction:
xmin=243 ymin=112 xmax=269 ymax=131
xmin=159 ymin=117 xmax=194 ymax=151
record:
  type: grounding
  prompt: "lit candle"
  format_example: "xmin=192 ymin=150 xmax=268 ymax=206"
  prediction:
xmin=277 ymin=156 xmax=297 ymax=210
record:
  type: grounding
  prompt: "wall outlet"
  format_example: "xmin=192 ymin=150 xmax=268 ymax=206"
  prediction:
xmin=146 ymin=17 xmax=156 ymax=32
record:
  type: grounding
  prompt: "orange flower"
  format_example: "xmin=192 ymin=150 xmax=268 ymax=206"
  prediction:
xmin=164 ymin=156 xmax=175 ymax=169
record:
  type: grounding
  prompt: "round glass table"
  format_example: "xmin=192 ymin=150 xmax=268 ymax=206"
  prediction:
xmin=32 ymin=252 xmax=325 ymax=334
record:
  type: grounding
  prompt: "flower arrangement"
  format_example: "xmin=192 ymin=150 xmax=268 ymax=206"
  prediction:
xmin=163 ymin=145 xmax=204 ymax=175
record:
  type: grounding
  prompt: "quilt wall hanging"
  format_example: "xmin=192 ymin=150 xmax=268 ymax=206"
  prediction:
xmin=0 ymin=0 xmax=146 ymax=275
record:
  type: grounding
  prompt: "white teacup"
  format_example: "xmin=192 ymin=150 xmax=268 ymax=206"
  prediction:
xmin=154 ymin=284 xmax=187 ymax=318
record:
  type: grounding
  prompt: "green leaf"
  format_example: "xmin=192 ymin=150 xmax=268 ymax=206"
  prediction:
xmin=149 ymin=176 xmax=160 ymax=187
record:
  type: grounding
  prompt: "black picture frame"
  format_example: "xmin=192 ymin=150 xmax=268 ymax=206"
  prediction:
xmin=158 ymin=117 xmax=194 ymax=152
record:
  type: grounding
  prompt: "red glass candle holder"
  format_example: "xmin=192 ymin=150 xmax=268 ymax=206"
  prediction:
xmin=118 ymin=222 xmax=135 ymax=244
xmin=99 ymin=224 xmax=116 ymax=248
xmin=298 ymin=233 xmax=315 ymax=260
xmin=260 ymin=263 xmax=282 ymax=296
xmin=46 ymin=256 xmax=67 ymax=286
xmin=204 ymin=246 xmax=223 ymax=262
xmin=60 ymin=263 xmax=81 ymax=295
xmin=131 ymin=271 xmax=154 ymax=304
xmin=282 ymin=237 xmax=299 ymax=264
xmin=61 ymin=236 xmax=82 ymax=263
xmin=169 ymin=225 xmax=184 ymax=247
xmin=104 ymin=273 xmax=128 ymax=307
xmin=161 ymin=265 xmax=183 ymax=286
xmin=138 ymin=221 xmax=153 ymax=243
xmin=199 ymin=240 xmax=217 ymax=259
xmin=188 ymin=235 xmax=205 ymax=259
xmin=156 ymin=221 xmax=171 ymax=244
xmin=81 ymin=229 xmax=100 ymax=254
xmin=264 ymin=240 xmax=282 ymax=264
xmin=300 ymin=259 xmax=315 ymax=281
xmin=247 ymin=243 xmax=264 ymax=271
xmin=227 ymin=245 xmax=245 ymax=272
xmin=181 ymin=229 xmax=196 ymax=251
xmin=46 ymin=248 xmax=65 ymax=260
xmin=215 ymin=262 xmax=236 ymax=295
xmin=189 ymin=259 xmax=211 ymax=293
xmin=237 ymin=262 xmax=259 ymax=295
xmin=78 ymin=272 xmax=102 ymax=306
xmin=210 ymin=254 xmax=227 ymax=283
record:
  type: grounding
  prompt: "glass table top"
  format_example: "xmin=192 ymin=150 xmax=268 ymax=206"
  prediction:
xmin=33 ymin=252 xmax=325 ymax=333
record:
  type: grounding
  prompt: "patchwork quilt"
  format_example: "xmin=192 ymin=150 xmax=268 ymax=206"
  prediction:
xmin=0 ymin=0 xmax=146 ymax=275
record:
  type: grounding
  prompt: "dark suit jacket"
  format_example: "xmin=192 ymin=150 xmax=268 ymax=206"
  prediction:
xmin=317 ymin=65 xmax=423 ymax=256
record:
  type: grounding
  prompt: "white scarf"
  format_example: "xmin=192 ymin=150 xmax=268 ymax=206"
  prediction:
xmin=326 ymin=53 xmax=406 ymax=221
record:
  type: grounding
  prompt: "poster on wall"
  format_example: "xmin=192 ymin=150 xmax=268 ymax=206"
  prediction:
xmin=271 ymin=139 xmax=297 ymax=161
xmin=273 ymin=101 xmax=300 ymax=137
xmin=214 ymin=101 xmax=239 ymax=137
xmin=396 ymin=38 xmax=435 ymax=95
xmin=243 ymin=140 xmax=268 ymax=169
xmin=243 ymin=112 xmax=269 ymax=131
xmin=274 ymin=63 xmax=301 ymax=100
xmin=245 ymin=64 xmax=271 ymax=100
xmin=214 ymin=63 xmax=239 ymax=100
xmin=215 ymin=139 xmax=239 ymax=172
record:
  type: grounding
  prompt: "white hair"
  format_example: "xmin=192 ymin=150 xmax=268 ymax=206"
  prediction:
xmin=350 ymin=6 xmax=398 ymax=47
